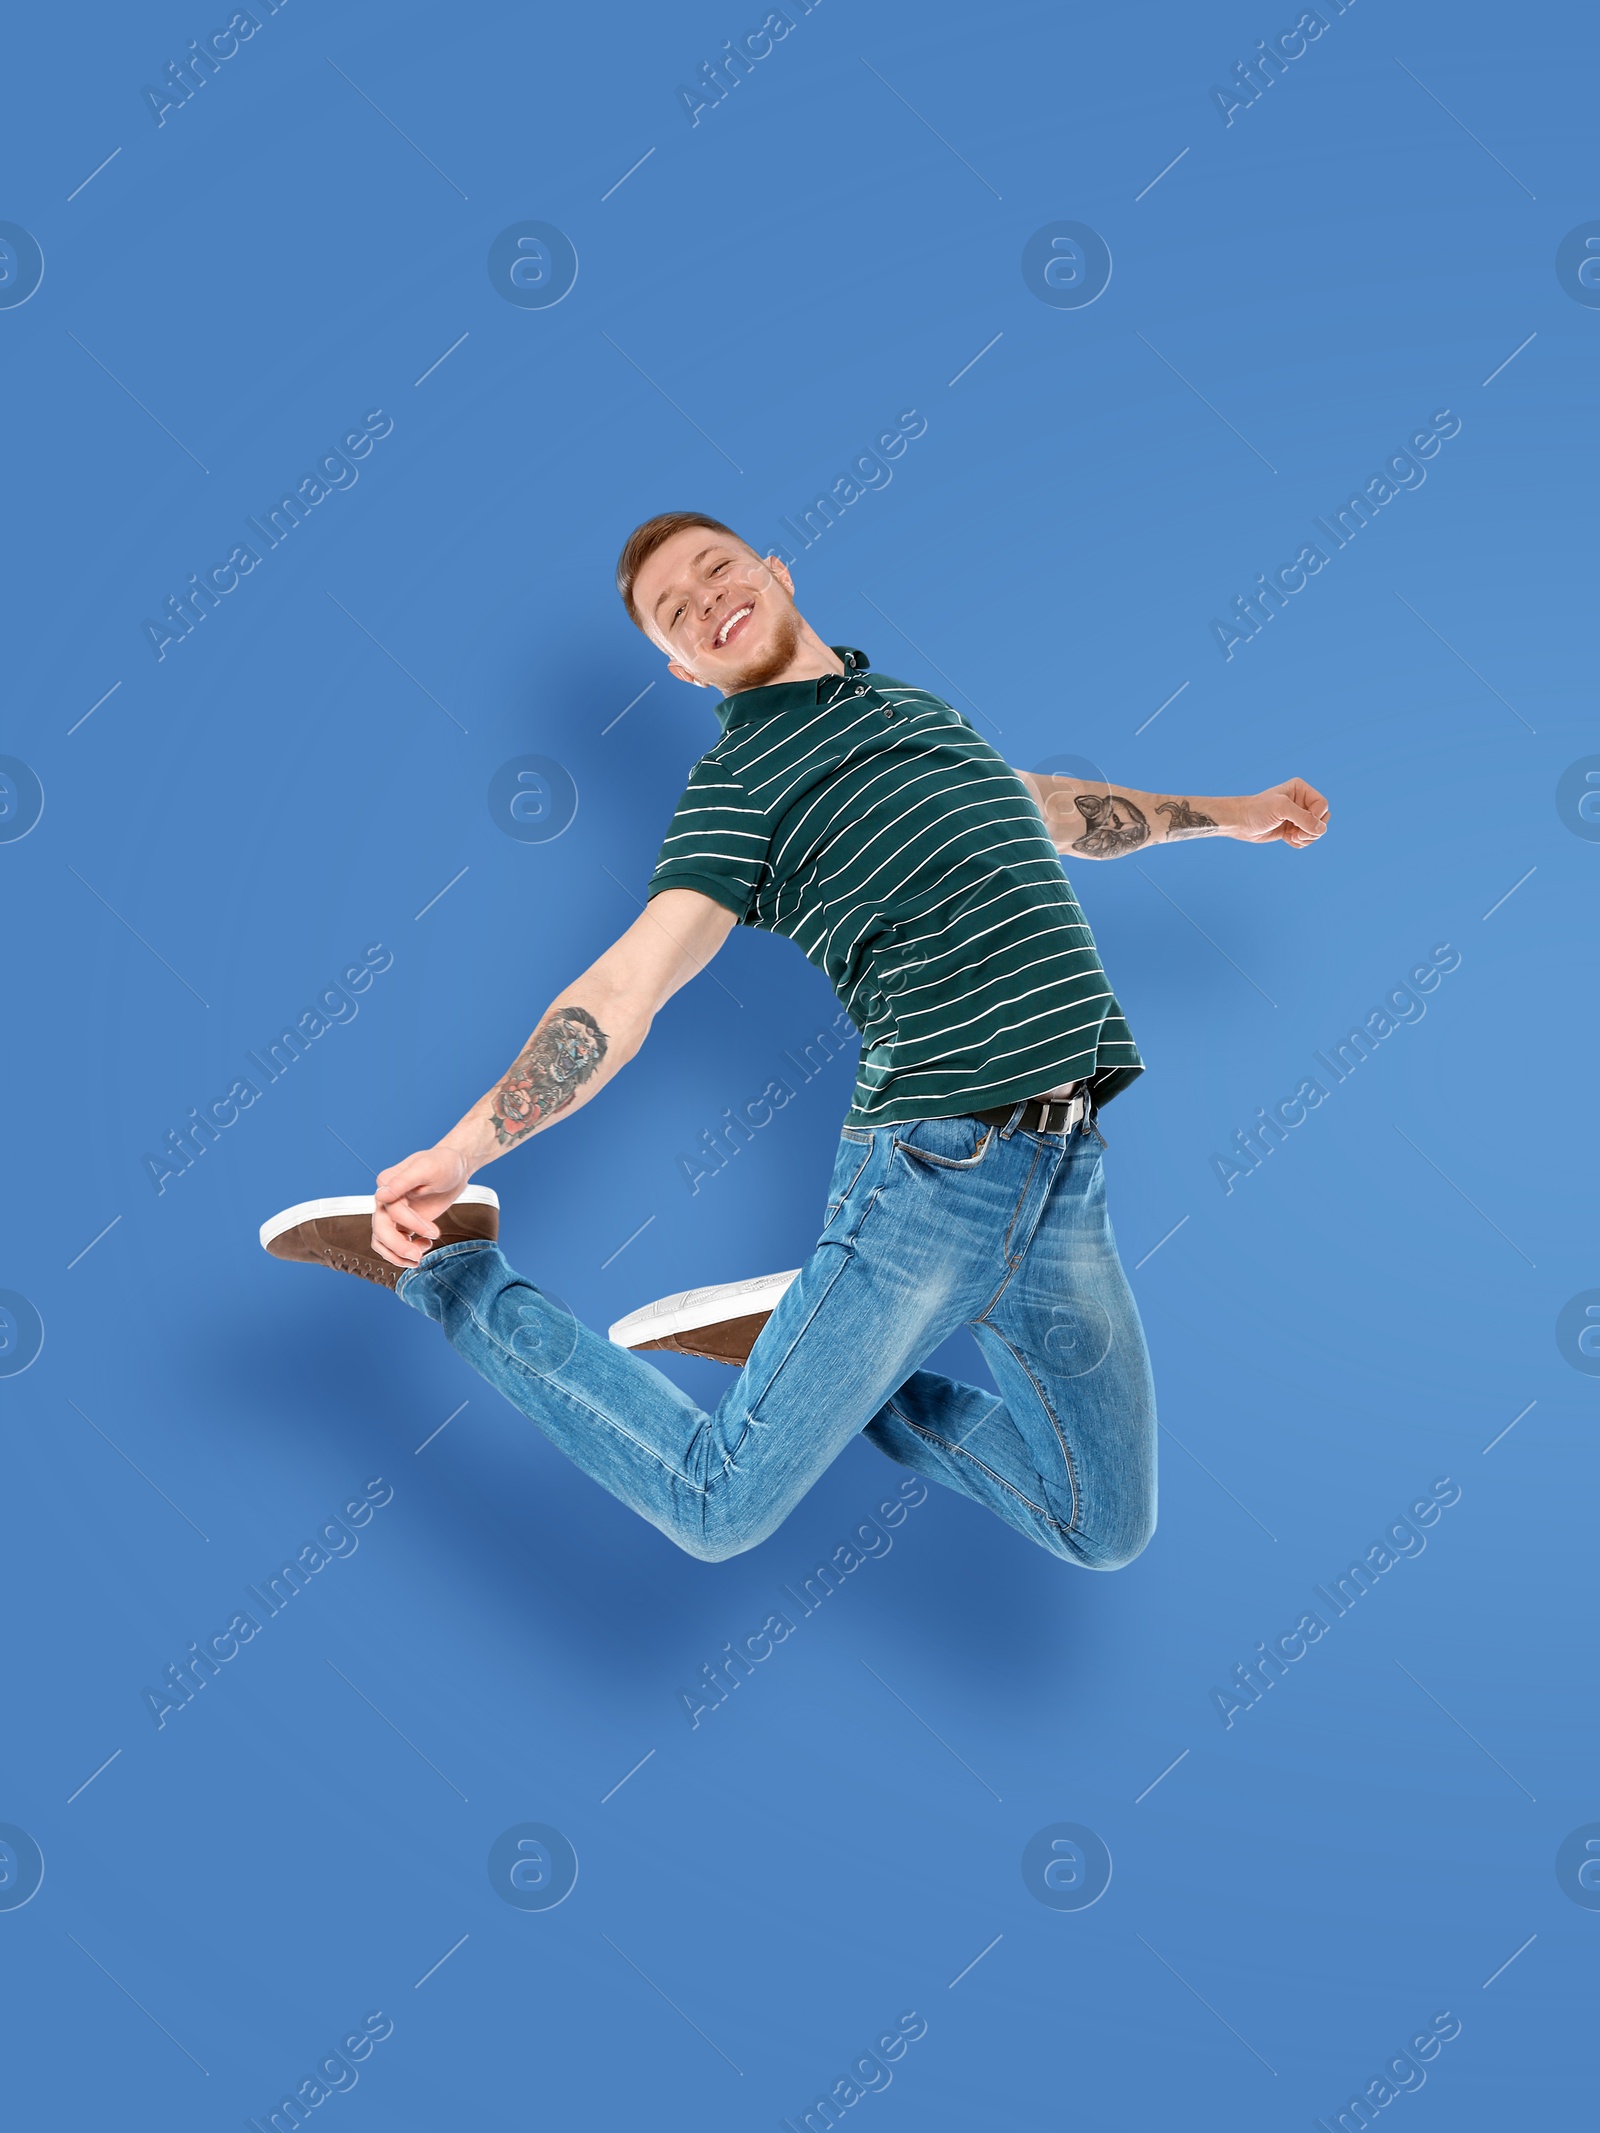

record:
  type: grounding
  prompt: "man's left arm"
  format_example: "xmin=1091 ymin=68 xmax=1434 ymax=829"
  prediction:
xmin=1015 ymin=771 xmax=1329 ymax=858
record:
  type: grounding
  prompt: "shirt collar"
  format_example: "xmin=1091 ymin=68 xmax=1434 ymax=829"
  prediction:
xmin=714 ymin=646 xmax=871 ymax=734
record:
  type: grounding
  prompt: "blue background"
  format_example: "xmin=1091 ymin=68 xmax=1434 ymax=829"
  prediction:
xmin=3 ymin=0 xmax=1595 ymax=2125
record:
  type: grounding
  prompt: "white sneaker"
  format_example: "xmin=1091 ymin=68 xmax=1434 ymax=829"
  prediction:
xmin=259 ymin=1186 xmax=500 ymax=1289
xmin=608 ymin=1270 xmax=800 ymax=1365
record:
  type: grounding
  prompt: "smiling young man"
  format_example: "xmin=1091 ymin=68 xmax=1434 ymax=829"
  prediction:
xmin=261 ymin=514 xmax=1327 ymax=1567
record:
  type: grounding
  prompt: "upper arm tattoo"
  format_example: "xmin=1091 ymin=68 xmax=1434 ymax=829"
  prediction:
xmin=1070 ymin=791 xmax=1151 ymax=856
xmin=1155 ymin=798 xmax=1219 ymax=840
xmin=490 ymin=1005 xmax=608 ymax=1146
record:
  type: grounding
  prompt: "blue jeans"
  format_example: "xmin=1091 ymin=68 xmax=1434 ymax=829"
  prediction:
xmin=396 ymin=1109 xmax=1157 ymax=1566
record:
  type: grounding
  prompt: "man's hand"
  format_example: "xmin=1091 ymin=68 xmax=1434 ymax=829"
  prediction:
xmin=372 ymin=1143 xmax=471 ymax=1270
xmin=1226 ymin=779 xmax=1329 ymax=848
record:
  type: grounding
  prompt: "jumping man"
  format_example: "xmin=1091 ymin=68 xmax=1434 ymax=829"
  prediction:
xmin=261 ymin=514 xmax=1328 ymax=1565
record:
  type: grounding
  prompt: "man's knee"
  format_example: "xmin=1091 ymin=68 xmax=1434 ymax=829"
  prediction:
xmin=1041 ymin=1492 xmax=1154 ymax=1570
xmin=1081 ymin=1503 xmax=1156 ymax=1571
xmin=675 ymin=1510 xmax=774 ymax=1565
xmin=679 ymin=1532 xmax=746 ymax=1566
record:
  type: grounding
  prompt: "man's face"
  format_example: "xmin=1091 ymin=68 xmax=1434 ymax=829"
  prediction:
xmin=633 ymin=527 xmax=802 ymax=693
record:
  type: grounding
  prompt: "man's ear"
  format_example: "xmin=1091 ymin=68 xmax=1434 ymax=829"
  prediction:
xmin=666 ymin=658 xmax=710 ymax=689
xmin=762 ymin=552 xmax=796 ymax=598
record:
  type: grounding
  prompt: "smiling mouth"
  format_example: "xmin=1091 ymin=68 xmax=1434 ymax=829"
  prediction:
xmin=714 ymin=603 xmax=754 ymax=649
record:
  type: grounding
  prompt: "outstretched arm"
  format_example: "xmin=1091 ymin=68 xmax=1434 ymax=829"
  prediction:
xmin=371 ymin=887 xmax=737 ymax=1267
xmin=1016 ymin=771 xmax=1329 ymax=858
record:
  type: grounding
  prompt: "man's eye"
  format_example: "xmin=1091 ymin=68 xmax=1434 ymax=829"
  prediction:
xmin=711 ymin=560 xmax=728 ymax=574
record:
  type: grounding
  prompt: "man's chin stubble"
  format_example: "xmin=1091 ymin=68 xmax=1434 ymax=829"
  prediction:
xmin=721 ymin=606 xmax=802 ymax=692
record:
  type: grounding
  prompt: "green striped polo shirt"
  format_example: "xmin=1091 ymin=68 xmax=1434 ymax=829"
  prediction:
xmin=645 ymin=647 xmax=1143 ymax=1126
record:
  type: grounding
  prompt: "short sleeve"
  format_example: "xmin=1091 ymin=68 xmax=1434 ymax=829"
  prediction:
xmin=645 ymin=755 xmax=771 ymax=922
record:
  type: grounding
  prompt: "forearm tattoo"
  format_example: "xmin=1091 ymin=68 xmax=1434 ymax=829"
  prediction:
xmin=1155 ymin=798 xmax=1219 ymax=840
xmin=1070 ymin=791 xmax=1151 ymax=856
xmin=489 ymin=1005 xmax=607 ymax=1146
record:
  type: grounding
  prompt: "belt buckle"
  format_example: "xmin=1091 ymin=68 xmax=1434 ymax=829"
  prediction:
xmin=1034 ymin=1085 xmax=1086 ymax=1137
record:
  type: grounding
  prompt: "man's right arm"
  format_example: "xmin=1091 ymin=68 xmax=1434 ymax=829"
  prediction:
xmin=1015 ymin=771 xmax=1327 ymax=856
xmin=371 ymin=887 xmax=737 ymax=1267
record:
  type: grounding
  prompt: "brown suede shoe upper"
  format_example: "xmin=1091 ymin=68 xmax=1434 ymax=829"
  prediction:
xmin=266 ymin=1198 xmax=498 ymax=1289
xmin=631 ymin=1311 xmax=770 ymax=1366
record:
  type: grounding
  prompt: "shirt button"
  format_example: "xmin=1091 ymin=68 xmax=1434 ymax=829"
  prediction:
xmin=853 ymin=685 xmax=866 ymax=696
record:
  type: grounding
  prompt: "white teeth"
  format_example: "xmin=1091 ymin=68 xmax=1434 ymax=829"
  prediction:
xmin=716 ymin=605 xmax=752 ymax=647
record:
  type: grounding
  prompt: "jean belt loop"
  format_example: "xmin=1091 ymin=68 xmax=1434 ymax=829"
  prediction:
xmin=1002 ymin=1100 xmax=1026 ymax=1140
